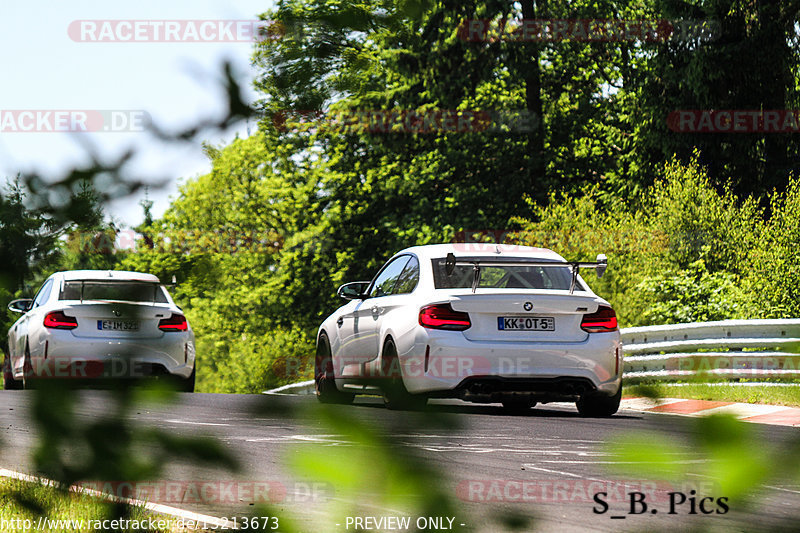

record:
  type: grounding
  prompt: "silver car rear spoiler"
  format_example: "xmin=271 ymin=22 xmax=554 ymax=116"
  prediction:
xmin=444 ymin=252 xmax=608 ymax=293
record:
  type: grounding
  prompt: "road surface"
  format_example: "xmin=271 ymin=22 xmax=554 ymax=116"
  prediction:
xmin=1 ymin=391 xmax=798 ymax=532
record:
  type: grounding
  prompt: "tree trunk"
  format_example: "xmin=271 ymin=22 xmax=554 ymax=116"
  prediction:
xmin=520 ymin=0 xmax=547 ymax=201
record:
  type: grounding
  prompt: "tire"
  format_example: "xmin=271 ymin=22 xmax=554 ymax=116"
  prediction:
xmin=178 ymin=368 xmax=196 ymax=392
xmin=3 ymin=353 xmax=22 ymax=390
xmin=380 ymin=340 xmax=427 ymax=411
xmin=576 ymin=386 xmax=622 ymax=417
xmin=22 ymin=345 xmax=37 ymax=390
xmin=501 ymin=398 xmax=536 ymax=413
xmin=314 ymin=333 xmax=354 ymax=404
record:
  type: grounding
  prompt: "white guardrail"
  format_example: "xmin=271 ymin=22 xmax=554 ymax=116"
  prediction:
xmin=621 ymin=319 xmax=800 ymax=382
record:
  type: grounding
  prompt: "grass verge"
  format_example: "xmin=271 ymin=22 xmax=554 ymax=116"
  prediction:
xmin=0 ymin=476 xmax=186 ymax=532
xmin=625 ymin=382 xmax=800 ymax=407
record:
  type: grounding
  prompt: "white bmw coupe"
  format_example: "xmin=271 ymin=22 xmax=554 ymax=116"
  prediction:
xmin=4 ymin=270 xmax=195 ymax=391
xmin=316 ymin=244 xmax=622 ymax=415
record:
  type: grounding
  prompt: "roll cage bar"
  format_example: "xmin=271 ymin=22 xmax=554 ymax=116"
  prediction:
xmin=443 ymin=252 xmax=608 ymax=294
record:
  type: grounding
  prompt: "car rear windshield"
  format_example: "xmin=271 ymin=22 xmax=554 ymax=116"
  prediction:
xmin=431 ymin=258 xmax=586 ymax=291
xmin=59 ymin=281 xmax=169 ymax=303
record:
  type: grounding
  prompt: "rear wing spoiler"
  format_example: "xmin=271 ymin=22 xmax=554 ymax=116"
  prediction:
xmin=444 ymin=253 xmax=608 ymax=293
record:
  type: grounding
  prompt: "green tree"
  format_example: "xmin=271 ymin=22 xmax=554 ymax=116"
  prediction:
xmin=634 ymin=0 xmax=800 ymax=198
xmin=745 ymin=177 xmax=800 ymax=317
xmin=59 ymin=180 xmax=121 ymax=272
xmin=0 ymin=177 xmax=60 ymax=292
xmin=120 ymin=132 xmax=315 ymax=392
xmin=513 ymin=156 xmax=760 ymax=326
xmin=248 ymin=0 xmax=651 ymax=328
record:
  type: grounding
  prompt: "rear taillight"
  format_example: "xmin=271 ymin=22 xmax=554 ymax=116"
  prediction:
xmin=419 ymin=304 xmax=471 ymax=331
xmin=581 ymin=306 xmax=618 ymax=333
xmin=43 ymin=311 xmax=78 ymax=330
xmin=159 ymin=314 xmax=188 ymax=332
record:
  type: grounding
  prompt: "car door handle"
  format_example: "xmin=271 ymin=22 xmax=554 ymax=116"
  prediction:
xmin=337 ymin=316 xmax=344 ymax=327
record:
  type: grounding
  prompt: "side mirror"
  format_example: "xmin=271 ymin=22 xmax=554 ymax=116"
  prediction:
xmin=7 ymin=299 xmax=33 ymax=314
xmin=337 ymin=281 xmax=370 ymax=301
xmin=595 ymin=254 xmax=608 ymax=279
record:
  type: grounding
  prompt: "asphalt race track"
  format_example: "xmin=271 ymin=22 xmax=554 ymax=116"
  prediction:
xmin=1 ymin=391 xmax=798 ymax=532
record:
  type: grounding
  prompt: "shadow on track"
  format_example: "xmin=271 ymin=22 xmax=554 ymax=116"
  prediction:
xmin=348 ymin=396 xmax=642 ymax=419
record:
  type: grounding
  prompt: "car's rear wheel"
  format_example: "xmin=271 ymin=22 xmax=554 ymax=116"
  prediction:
xmin=501 ymin=397 xmax=537 ymax=413
xmin=177 ymin=368 xmax=195 ymax=392
xmin=576 ymin=386 xmax=621 ymax=417
xmin=315 ymin=333 xmax=354 ymax=404
xmin=22 ymin=345 xmax=37 ymax=390
xmin=381 ymin=340 xmax=427 ymax=411
xmin=3 ymin=352 xmax=22 ymax=390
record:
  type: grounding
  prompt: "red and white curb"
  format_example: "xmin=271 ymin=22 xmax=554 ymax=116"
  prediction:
xmin=622 ymin=397 xmax=800 ymax=427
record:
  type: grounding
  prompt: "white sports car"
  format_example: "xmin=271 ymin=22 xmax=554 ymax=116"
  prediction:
xmin=316 ymin=244 xmax=622 ymax=415
xmin=4 ymin=270 xmax=195 ymax=391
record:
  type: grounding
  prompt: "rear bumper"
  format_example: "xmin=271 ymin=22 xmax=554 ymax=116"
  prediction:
xmin=397 ymin=328 xmax=622 ymax=399
xmin=431 ymin=376 xmax=598 ymax=403
xmin=19 ymin=330 xmax=195 ymax=380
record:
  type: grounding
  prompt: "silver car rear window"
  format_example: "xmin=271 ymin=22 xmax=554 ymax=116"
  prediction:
xmin=59 ymin=281 xmax=169 ymax=303
xmin=431 ymin=258 xmax=586 ymax=291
